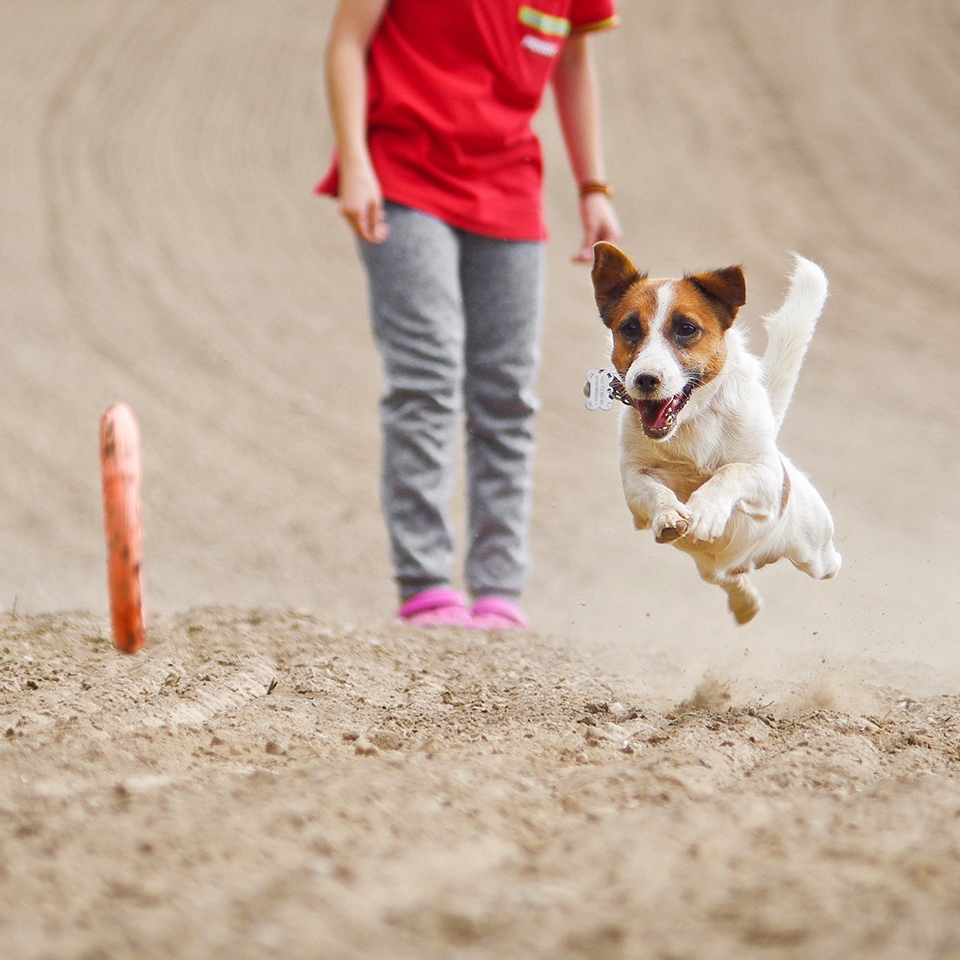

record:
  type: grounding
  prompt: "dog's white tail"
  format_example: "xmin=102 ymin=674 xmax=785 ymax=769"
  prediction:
xmin=762 ymin=255 xmax=828 ymax=433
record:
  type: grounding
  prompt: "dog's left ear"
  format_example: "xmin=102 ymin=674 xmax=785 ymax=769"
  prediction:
xmin=687 ymin=266 xmax=746 ymax=328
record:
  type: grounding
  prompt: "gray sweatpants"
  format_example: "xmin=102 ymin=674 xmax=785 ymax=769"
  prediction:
xmin=359 ymin=203 xmax=545 ymax=602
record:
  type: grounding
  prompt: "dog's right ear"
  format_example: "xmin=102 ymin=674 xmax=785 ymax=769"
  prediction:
xmin=592 ymin=242 xmax=645 ymax=325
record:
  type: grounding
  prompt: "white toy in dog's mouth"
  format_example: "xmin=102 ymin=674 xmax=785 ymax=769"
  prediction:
xmin=632 ymin=381 xmax=695 ymax=439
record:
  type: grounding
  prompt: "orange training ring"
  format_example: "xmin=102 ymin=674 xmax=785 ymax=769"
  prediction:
xmin=99 ymin=403 xmax=146 ymax=654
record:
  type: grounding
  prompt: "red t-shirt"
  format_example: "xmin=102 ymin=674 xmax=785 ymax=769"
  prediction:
xmin=317 ymin=0 xmax=618 ymax=241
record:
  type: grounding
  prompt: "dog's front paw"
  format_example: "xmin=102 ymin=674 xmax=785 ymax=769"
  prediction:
xmin=686 ymin=497 xmax=731 ymax=543
xmin=653 ymin=508 xmax=690 ymax=543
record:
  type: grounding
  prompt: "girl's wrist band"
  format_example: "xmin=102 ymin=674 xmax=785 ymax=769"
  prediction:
xmin=579 ymin=179 xmax=612 ymax=198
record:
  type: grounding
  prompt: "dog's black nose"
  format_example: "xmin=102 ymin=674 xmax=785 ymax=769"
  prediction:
xmin=633 ymin=373 xmax=661 ymax=393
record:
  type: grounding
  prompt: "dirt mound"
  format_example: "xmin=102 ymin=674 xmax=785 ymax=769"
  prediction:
xmin=4 ymin=610 xmax=960 ymax=959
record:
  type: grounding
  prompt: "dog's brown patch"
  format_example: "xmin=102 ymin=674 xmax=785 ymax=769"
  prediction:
xmin=662 ymin=277 xmax=741 ymax=386
xmin=605 ymin=287 xmax=659 ymax=378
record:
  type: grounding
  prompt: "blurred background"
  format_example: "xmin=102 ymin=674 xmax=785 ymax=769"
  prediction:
xmin=2 ymin=1 xmax=959 ymax=701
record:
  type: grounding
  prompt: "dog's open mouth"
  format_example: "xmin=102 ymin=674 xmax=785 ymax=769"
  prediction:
xmin=632 ymin=382 xmax=695 ymax=439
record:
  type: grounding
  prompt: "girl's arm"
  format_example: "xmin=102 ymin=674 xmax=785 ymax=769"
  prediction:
xmin=325 ymin=0 xmax=391 ymax=242
xmin=551 ymin=33 xmax=622 ymax=262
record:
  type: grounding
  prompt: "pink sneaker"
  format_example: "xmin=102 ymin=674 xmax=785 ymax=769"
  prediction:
xmin=397 ymin=587 xmax=472 ymax=627
xmin=470 ymin=596 xmax=530 ymax=631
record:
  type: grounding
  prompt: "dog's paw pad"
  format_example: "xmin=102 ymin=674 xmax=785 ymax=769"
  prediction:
xmin=654 ymin=513 xmax=689 ymax=543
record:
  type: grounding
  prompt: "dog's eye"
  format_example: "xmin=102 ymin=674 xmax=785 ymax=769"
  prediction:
xmin=674 ymin=318 xmax=700 ymax=341
xmin=618 ymin=315 xmax=643 ymax=342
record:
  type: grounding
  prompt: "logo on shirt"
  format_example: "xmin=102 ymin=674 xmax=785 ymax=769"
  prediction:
xmin=518 ymin=6 xmax=571 ymax=37
xmin=518 ymin=5 xmax=569 ymax=58
xmin=521 ymin=34 xmax=560 ymax=57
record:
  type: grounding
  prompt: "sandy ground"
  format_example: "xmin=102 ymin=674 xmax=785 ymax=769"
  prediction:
xmin=3 ymin=1 xmax=960 ymax=957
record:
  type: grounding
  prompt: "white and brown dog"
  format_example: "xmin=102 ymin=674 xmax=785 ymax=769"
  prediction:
xmin=590 ymin=242 xmax=840 ymax=624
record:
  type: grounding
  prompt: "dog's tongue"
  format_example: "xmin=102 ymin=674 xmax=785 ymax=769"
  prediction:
xmin=639 ymin=397 xmax=676 ymax=433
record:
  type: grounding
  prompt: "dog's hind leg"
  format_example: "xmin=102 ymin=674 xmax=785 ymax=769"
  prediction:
xmin=783 ymin=471 xmax=842 ymax=580
xmin=722 ymin=574 xmax=763 ymax=624
xmin=790 ymin=539 xmax=841 ymax=580
xmin=695 ymin=561 xmax=763 ymax=624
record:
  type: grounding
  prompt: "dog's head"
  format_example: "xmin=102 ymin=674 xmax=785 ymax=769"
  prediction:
xmin=591 ymin=242 xmax=746 ymax=441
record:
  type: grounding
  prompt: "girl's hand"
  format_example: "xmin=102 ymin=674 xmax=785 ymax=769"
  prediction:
xmin=572 ymin=192 xmax=621 ymax=264
xmin=338 ymin=158 xmax=389 ymax=243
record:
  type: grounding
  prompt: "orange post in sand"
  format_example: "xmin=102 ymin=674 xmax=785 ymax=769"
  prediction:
xmin=99 ymin=403 xmax=146 ymax=654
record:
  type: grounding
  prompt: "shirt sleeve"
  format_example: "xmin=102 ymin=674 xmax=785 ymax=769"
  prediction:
xmin=569 ymin=0 xmax=618 ymax=34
